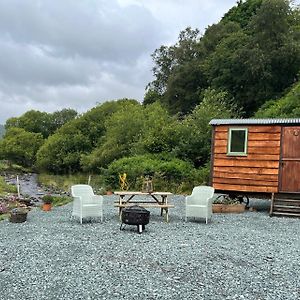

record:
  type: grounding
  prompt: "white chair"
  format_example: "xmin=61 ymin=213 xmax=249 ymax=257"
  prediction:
xmin=71 ymin=184 xmax=103 ymax=224
xmin=185 ymin=186 xmax=215 ymax=224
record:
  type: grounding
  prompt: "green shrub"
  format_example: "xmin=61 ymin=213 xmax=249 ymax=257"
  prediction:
xmin=195 ymin=163 xmax=211 ymax=186
xmin=105 ymin=154 xmax=202 ymax=193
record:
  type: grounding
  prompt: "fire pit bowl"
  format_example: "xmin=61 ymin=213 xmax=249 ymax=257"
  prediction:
xmin=121 ymin=205 xmax=150 ymax=233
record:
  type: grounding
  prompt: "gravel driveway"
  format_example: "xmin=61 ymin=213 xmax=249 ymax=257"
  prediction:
xmin=0 ymin=195 xmax=299 ymax=300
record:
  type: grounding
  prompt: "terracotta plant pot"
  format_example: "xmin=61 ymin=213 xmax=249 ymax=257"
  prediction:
xmin=42 ymin=203 xmax=52 ymax=211
xmin=213 ymin=204 xmax=245 ymax=213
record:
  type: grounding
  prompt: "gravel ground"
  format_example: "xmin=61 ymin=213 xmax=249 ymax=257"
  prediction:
xmin=0 ymin=195 xmax=299 ymax=300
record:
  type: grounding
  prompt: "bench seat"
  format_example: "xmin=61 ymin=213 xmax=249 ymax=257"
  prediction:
xmin=114 ymin=203 xmax=174 ymax=208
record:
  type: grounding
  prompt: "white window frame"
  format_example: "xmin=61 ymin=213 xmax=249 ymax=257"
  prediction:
xmin=227 ymin=127 xmax=248 ymax=156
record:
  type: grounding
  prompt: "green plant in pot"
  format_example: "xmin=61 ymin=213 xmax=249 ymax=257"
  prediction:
xmin=41 ymin=195 xmax=54 ymax=211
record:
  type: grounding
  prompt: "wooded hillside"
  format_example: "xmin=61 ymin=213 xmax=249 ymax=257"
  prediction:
xmin=145 ymin=0 xmax=300 ymax=117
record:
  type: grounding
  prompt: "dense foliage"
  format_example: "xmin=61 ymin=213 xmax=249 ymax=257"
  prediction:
xmin=36 ymin=99 xmax=138 ymax=173
xmin=5 ymin=109 xmax=77 ymax=138
xmin=0 ymin=0 xmax=299 ymax=191
xmin=255 ymin=82 xmax=300 ymax=117
xmin=105 ymin=154 xmax=208 ymax=193
xmin=146 ymin=0 xmax=300 ymax=117
xmin=0 ymin=128 xmax=43 ymax=167
xmin=81 ymin=101 xmax=175 ymax=171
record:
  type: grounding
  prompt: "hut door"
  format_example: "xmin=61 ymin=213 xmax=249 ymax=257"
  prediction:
xmin=280 ymin=126 xmax=300 ymax=192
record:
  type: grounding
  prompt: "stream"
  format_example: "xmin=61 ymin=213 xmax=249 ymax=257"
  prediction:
xmin=4 ymin=173 xmax=47 ymax=205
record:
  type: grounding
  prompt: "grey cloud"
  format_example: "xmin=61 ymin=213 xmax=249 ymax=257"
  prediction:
xmin=0 ymin=39 xmax=98 ymax=86
xmin=0 ymin=0 xmax=162 ymax=62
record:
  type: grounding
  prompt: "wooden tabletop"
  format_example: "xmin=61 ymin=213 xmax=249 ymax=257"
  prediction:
xmin=114 ymin=191 xmax=172 ymax=196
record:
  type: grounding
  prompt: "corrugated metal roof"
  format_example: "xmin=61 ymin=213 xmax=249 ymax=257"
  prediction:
xmin=209 ymin=118 xmax=300 ymax=125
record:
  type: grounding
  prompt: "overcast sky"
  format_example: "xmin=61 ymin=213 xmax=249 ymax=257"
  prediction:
xmin=0 ymin=0 xmax=298 ymax=124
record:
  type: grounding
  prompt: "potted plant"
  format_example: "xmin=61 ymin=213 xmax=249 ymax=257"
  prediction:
xmin=41 ymin=195 xmax=54 ymax=211
xmin=105 ymin=185 xmax=113 ymax=195
xmin=213 ymin=194 xmax=246 ymax=213
xmin=9 ymin=207 xmax=28 ymax=223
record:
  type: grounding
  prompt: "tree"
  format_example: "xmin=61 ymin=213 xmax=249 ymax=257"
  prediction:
xmin=143 ymin=89 xmax=162 ymax=106
xmin=204 ymin=30 xmax=271 ymax=114
xmin=81 ymin=101 xmax=145 ymax=170
xmin=36 ymin=132 xmax=90 ymax=173
xmin=132 ymin=102 xmax=178 ymax=155
xmin=249 ymin=0 xmax=300 ymax=94
xmin=0 ymin=128 xmax=43 ymax=167
xmin=163 ymin=62 xmax=207 ymax=115
xmin=204 ymin=0 xmax=300 ymax=116
xmin=5 ymin=108 xmax=77 ymax=138
xmin=48 ymin=109 xmax=78 ymax=134
xmin=148 ymin=27 xmax=201 ymax=95
xmin=146 ymin=0 xmax=300 ymax=117
xmin=36 ymin=99 xmax=138 ymax=173
xmin=222 ymin=0 xmax=263 ymax=28
xmin=5 ymin=110 xmax=51 ymax=138
xmin=81 ymin=102 xmax=180 ymax=172
xmin=200 ymin=21 xmax=241 ymax=55
xmin=174 ymin=88 xmax=240 ymax=167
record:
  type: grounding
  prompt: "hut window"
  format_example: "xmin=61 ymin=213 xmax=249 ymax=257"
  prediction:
xmin=228 ymin=128 xmax=248 ymax=155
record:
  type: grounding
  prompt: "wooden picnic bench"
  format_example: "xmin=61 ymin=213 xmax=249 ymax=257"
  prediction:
xmin=114 ymin=191 xmax=173 ymax=222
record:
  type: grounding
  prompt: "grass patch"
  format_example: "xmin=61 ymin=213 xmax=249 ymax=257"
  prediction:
xmin=38 ymin=173 xmax=105 ymax=192
xmin=0 ymin=213 xmax=9 ymax=221
xmin=0 ymin=176 xmax=17 ymax=195
xmin=52 ymin=195 xmax=72 ymax=207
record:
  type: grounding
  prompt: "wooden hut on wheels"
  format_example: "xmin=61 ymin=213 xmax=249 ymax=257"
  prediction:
xmin=209 ymin=118 xmax=300 ymax=217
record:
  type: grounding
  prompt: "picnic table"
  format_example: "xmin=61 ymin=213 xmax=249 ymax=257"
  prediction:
xmin=114 ymin=191 xmax=173 ymax=222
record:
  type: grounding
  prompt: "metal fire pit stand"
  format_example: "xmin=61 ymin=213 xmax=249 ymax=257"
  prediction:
xmin=120 ymin=223 xmax=146 ymax=234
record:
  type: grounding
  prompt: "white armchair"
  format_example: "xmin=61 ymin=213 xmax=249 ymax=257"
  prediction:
xmin=185 ymin=186 xmax=215 ymax=224
xmin=71 ymin=184 xmax=103 ymax=224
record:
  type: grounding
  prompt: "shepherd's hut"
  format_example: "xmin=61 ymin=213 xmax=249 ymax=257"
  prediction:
xmin=209 ymin=118 xmax=300 ymax=217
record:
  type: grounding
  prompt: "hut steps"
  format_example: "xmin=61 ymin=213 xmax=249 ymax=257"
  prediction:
xmin=270 ymin=194 xmax=300 ymax=218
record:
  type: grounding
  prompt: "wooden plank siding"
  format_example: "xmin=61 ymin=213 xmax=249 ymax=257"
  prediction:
xmin=212 ymin=125 xmax=281 ymax=193
xmin=213 ymin=166 xmax=278 ymax=175
xmin=214 ymin=146 xmax=280 ymax=155
xmin=214 ymin=126 xmax=281 ymax=133
xmin=214 ymin=140 xmax=280 ymax=147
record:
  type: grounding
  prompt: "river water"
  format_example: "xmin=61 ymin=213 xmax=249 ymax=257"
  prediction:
xmin=4 ymin=173 xmax=46 ymax=203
